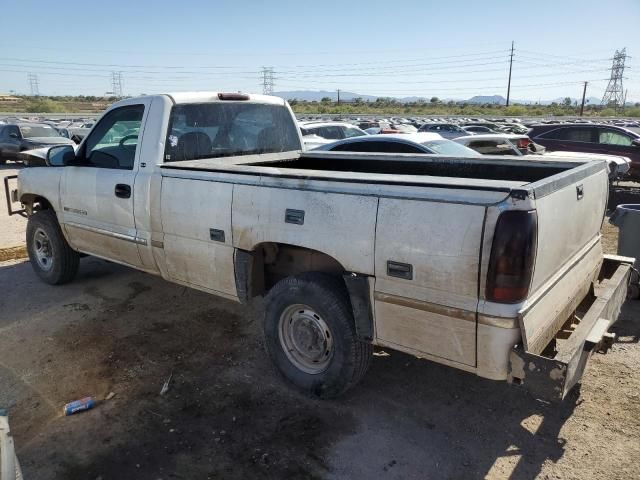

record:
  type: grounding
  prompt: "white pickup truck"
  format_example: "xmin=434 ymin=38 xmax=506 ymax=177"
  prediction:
xmin=4 ymin=92 xmax=633 ymax=401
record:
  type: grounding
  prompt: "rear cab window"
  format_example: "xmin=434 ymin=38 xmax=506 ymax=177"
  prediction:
xmin=165 ymin=102 xmax=301 ymax=162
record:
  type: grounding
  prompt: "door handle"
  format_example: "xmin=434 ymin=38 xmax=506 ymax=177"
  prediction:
xmin=115 ymin=184 xmax=131 ymax=199
xmin=387 ymin=261 xmax=413 ymax=280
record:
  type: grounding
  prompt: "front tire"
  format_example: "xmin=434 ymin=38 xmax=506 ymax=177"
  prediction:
xmin=26 ymin=210 xmax=80 ymax=285
xmin=264 ymin=272 xmax=373 ymax=398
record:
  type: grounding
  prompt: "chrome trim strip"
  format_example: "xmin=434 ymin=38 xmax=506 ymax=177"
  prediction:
xmin=477 ymin=314 xmax=519 ymax=329
xmin=65 ymin=222 xmax=147 ymax=245
xmin=374 ymin=292 xmax=476 ymax=322
xmin=375 ymin=292 xmax=519 ymax=329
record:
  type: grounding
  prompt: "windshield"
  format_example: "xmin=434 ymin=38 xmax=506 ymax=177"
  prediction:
xmin=423 ymin=139 xmax=480 ymax=156
xmin=344 ymin=127 xmax=367 ymax=138
xmin=165 ymin=103 xmax=301 ymax=162
xmin=20 ymin=125 xmax=62 ymax=138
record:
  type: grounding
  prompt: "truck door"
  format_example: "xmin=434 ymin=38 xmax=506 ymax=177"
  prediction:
xmin=374 ymin=199 xmax=484 ymax=367
xmin=2 ymin=126 xmax=22 ymax=161
xmin=60 ymin=101 xmax=150 ymax=267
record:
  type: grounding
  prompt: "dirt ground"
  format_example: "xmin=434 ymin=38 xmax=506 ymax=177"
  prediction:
xmin=0 ymin=206 xmax=639 ymax=479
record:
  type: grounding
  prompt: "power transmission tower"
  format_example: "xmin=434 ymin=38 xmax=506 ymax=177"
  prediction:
xmin=111 ymin=71 xmax=123 ymax=97
xmin=28 ymin=73 xmax=40 ymax=96
xmin=505 ymin=41 xmax=514 ymax=106
xmin=261 ymin=67 xmax=274 ymax=95
xmin=601 ymin=48 xmax=627 ymax=109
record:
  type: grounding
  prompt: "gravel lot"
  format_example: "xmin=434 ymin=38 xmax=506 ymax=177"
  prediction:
xmin=0 ymin=189 xmax=638 ymax=479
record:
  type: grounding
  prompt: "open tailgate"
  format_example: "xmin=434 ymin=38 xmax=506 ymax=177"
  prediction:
xmin=508 ymin=255 xmax=633 ymax=401
xmin=519 ymin=162 xmax=609 ymax=354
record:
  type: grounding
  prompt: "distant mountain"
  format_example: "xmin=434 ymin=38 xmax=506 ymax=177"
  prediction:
xmin=274 ymin=90 xmax=378 ymax=102
xmin=466 ymin=95 xmax=506 ymax=105
xmin=272 ymin=90 xmax=614 ymax=106
xmin=549 ymin=96 xmax=601 ymax=105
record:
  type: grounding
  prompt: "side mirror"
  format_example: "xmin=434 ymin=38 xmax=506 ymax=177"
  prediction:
xmin=46 ymin=145 xmax=75 ymax=167
xmin=9 ymin=132 xmax=19 ymax=139
xmin=632 ymin=139 xmax=640 ymax=147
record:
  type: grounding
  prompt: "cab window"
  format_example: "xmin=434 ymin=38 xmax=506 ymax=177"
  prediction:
xmin=78 ymin=105 xmax=144 ymax=170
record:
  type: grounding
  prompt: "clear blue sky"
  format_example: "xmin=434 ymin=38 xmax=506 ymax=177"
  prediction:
xmin=2 ymin=0 xmax=639 ymax=102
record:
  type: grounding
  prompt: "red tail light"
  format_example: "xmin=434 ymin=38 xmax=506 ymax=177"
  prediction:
xmin=516 ymin=138 xmax=531 ymax=149
xmin=486 ymin=210 xmax=537 ymax=303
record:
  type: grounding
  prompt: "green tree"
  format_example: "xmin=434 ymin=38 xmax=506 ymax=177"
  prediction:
xmin=430 ymin=96 xmax=439 ymax=104
xmin=563 ymin=97 xmax=572 ymax=107
xmin=24 ymin=98 xmax=64 ymax=113
xmin=320 ymin=97 xmax=332 ymax=103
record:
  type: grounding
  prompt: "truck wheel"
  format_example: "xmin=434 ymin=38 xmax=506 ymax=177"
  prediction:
xmin=264 ymin=272 xmax=373 ymax=398
xmin=26 ymin=210 xmax=80 ymax=285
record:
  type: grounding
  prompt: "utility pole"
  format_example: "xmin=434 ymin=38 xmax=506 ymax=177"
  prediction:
xmin=337 ymin=89 xmax=340 ymax=105
xmin=579 ymin=81 xmax=588 ymax=116
xmin=261 ymin=67 xmax=274 ymax=95
xmin=506 ymin=41 xmax=514 ymax=107
xmin=28 ymin=73 xmax=40 ymax=96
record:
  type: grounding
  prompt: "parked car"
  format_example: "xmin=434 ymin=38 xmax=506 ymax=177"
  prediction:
xmin=462 ymin=125 xmax=496 ymax=134
xmin=298 ymin=121 xmax=367 ymax=140
xmin=0 ymin=123 xmax=75 ymax=164
xmin=301 ymin=134 xmax=334 ymax=151
xmin=454 ymin=134 xmax=541 ymax=156
xmin=455 ymin=134 xmax=629 ymax=180
xmin=528 ymin=123 xmax=640 ymax=180
xmin=5 ymin=92 xmax=631 ymax=403
xmin=418 ymin=123 xmax=471 ymax=139
xmin=314 ymin=133 xmax=481 ymax=156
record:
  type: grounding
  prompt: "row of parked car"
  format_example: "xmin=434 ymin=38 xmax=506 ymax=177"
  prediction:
xmin=2 ymin=113 xmax=640 ymax=182
xmin=0 ymin=117 xmax=95 ymax=165
xmin=298 ymin=119 xmax=640 ymax=181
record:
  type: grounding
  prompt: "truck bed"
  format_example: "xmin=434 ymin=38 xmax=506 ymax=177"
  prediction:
xmin=161 ymin=151 xmax=604 ymax=197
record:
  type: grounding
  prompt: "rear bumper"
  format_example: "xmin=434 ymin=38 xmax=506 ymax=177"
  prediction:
xmin=507 ymin=255 xmax=633 ymax=402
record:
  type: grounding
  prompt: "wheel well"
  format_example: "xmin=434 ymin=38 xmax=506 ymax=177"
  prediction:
xmin=21 ymin=194 xmax=53 ymax=215
xmin=234 ymin=243 xmax=374 ymax=342
xmin=241 ymin=243 xmax=346 ymax=298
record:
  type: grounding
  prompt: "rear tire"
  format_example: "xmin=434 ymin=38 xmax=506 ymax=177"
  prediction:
xmin=264 ymin=272 xmax=373 ymax=398
xmin=26 ymin=210 xmax=80 ymax=285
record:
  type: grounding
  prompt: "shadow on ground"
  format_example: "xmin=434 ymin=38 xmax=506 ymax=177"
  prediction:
xmin=0 ymin=258 xmax=638 ymax=479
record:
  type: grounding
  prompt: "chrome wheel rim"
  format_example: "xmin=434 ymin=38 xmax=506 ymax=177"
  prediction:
xmin=278 ymin=304 xmax=334 ymax=374
xmin=33 ymin=227 xmax=54 ymax=272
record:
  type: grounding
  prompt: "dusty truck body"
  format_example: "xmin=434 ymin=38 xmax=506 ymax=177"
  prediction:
xmin=5 ymin=92 xmax=633 ymax=401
